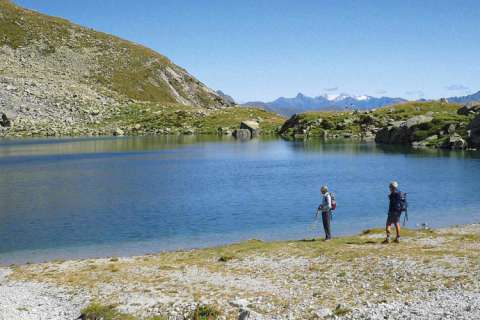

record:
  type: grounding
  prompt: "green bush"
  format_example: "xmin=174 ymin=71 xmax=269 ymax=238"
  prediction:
xmin=320 ymin=119 xmax=335 ymax=130
xmin=189 ymin=304 xmax=222 ymax=320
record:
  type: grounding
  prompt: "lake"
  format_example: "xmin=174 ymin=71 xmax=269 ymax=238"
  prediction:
xmin=0 ymin=135 xmax=479 ymax=264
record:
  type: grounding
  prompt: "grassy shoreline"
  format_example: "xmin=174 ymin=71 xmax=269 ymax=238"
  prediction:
xmin=2 ymin=223 xmax=479 ymax=319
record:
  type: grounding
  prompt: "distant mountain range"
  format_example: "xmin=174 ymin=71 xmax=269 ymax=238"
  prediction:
xmin=243 ymin=91 xmax=480 ymax=116
xmin=447 ymin=91 xmax=480 ymax=104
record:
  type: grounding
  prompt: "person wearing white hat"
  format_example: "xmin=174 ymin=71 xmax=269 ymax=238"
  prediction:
xmin=317 ymin=185 xmax=332 ymax=240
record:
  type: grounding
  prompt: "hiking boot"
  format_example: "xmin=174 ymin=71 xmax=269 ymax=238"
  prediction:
xmin=393 ymin=238 xmax=400 ymax=243
xmin=382 ymin=238 xmax=390 ymax=244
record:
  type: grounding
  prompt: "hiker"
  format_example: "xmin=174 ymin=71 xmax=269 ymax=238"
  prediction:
xmin=383 ymin=181 xmax=402 ymax=243
xmin=317 ymin=185 xmax=332 ymax=240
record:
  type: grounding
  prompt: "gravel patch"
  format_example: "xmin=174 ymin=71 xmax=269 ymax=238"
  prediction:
xmin=0 ymin=268 xmax=88 ymax=320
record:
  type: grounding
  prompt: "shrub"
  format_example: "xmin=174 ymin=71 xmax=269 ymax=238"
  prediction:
xmin=189 ymin=304 xmax=222 ymax=320
xmin=320 ymin=119 xmax=335 ymax=129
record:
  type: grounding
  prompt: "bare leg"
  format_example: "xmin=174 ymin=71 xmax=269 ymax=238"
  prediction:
xmin=383 ymin=223 xmax=391 ymax=243
xmin=395 ymin=222 xmax=401 ymax=239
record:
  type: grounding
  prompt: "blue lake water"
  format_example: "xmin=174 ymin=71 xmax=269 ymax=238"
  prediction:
xmin=0 ymin=136 xmax=479 ymax=264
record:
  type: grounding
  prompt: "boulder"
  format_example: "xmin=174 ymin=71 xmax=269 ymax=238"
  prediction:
xmin=447 ymin=123 xmax=456 ymax=135
xmin=233 ymin=129 xmax=251 ymax=140
xmin=406 ymin=115 xmax=433 ymax=128
xmin=457 ymin=101 xmax=480 ymax=116
xmin=412 ymin=135 xmax=438 ymax=148
xmin=375 ymin=125 xmax=410 ymax=144
xmin=468 ymin=114 xmax=480 ymax=147
xmin=441 ymin=133 xmax=467 ymax=150
xmin=240 ymin=120 xmax=260 ymax=137
xmin=0 ymin=113 xmax=11 ymax=127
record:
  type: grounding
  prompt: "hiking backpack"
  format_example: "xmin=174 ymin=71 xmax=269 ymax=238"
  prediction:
xmin=399 ymin=192 xmax=408 ymax=225
xmin=330 ymin=192 xmax=337 ymax=211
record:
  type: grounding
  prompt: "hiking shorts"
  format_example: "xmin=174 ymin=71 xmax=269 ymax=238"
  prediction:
xmin=386 ymin=211 xmax=401 ymax=225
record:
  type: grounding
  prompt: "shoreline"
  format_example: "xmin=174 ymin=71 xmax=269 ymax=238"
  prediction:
xmin=1 ymin=223 xmax=479 ymax=319
xmin=2 ymin=213 xmax=478 ymax=267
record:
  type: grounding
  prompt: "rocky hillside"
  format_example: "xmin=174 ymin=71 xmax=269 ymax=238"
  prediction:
xmin=0 ymin=0 xmax=239 ymax=137
xmin=279 ymin=100 xmax=480 ymax=150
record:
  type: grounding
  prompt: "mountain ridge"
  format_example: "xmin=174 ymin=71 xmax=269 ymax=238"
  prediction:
xmin=243 ymin=91 xmax=480 ymax=116
xmin=0 ymin=0 xmax=238 ymax=136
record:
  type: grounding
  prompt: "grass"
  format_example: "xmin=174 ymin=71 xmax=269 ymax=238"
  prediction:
xmin=189 ymin=304 xmax=222 ymax=320
xmin=9 ymin=225 xmax=480 ymax=318
xmin=81 ymin=302 xmax=167 ymax=320
xmin=93 ymin=103 xmax=285 ymax=135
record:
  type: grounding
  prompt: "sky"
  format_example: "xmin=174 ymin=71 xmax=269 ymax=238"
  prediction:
xmin=14 ymin=0 xmax=480 ymax=102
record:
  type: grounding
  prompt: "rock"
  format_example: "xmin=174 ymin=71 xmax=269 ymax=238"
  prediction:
xmin=233 ymin=129 xmax=251 ymax=140
xmin=314 ymin=308 xmax=331 ymax=318
xmin=0 ymin=113 xmax=11 ymax=127
xmin=441 ymin=133 xmax=467 ymax=150
xmin=458 ymin=101 xmax=480 ymax=116
xmin=375 ymin=125 xmax=410 ymax=144
xmin=218 ymin=127 xmax=232 ymax=135
xmin=468 ymin=114 xmax=480 ymax=147
xmin=406 ymin=115 xmax=433 ymax=128
xmin=238 ymin=309 xmax=251 ymax=320
xmin=376 ymin=116 xmax=434 ymax=145
xmin=447 ymin=123 xmax=456 ymax=135
xmin=412 ymin=135 xmax=438 ymax=148
xmin=113 ymin=128 xmax=124 ymax=136
xmin=240 ymin=120 xmax=261 ymax=137
xmin=133 ymin=124 xmax=142 ymax=130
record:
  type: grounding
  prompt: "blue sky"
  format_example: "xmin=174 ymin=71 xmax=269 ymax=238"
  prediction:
xmin=15 ymin=0 xmax=480 ymax=102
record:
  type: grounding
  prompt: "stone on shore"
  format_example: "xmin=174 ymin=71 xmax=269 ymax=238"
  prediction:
xmin=240 ymin=120 xmax=261 ymax=137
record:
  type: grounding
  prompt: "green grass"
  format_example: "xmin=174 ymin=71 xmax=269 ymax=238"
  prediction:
xmin=189 ymin=304 xmax=222 ymax=320
xmin=94 ymin=103 xmax=285 ymax=135
xmin=81 ymin=302 xmax=167 ymax=320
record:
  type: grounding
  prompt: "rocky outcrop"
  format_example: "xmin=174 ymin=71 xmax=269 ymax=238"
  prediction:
xmin=240 ymin=120 xmax=260 ymax=137
xmin=458 ymin=101 xmax=480 ymax=116
xmin=440 ymin=133 xmax=467 ymax=150
xmin=376 ymin=115 xmax=436 ymax=145
xmin=468 ymin=114 xmax=480 ymax=147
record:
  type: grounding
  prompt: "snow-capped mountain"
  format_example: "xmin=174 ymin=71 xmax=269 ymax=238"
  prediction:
xmin=243 ymin=93 xmax=406 ymax=116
